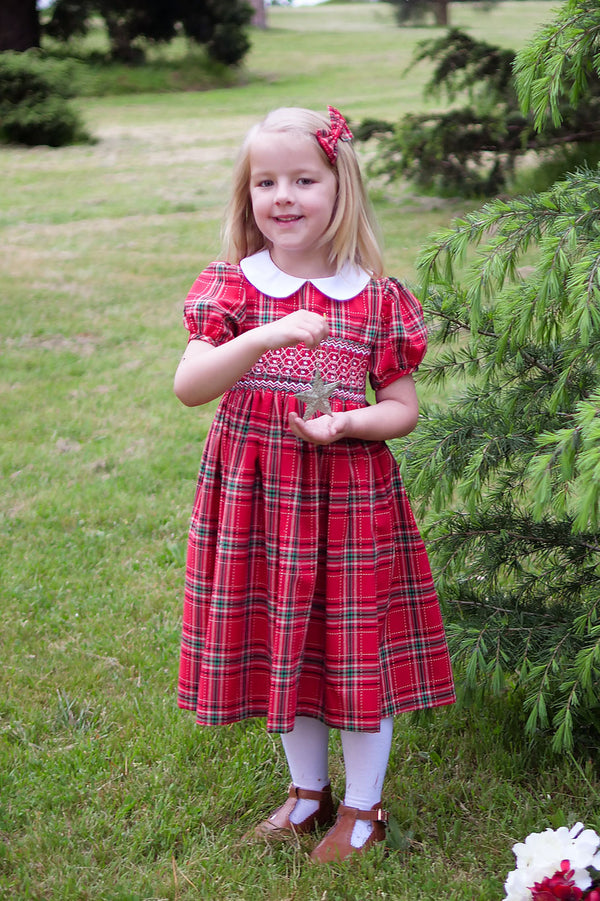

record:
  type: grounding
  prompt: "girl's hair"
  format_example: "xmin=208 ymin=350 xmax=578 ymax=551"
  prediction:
xmin=221 ymin=107 xmax=384 ymax=277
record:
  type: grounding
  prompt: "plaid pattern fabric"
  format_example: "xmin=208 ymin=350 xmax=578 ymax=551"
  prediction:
xmin=178 ymin=262 xmax=456 ymax=732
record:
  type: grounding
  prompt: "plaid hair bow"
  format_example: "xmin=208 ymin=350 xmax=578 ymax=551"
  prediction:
xmin=316 ymin=106 xmax=353 ymax=164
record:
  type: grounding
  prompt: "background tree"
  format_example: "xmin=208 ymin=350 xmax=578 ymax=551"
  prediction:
xmin=400 ymin=0 xmax=600 ymax=751
xmin=249 ymin=0 xmax=266 ymax=30
xmin=0 ymin=0 xmax=40 ymax=51
xmin=45 ymin=0 xmax=253 ymax=65
xmin=359 ymin=28 xmax=600 ymax=196
xmin=388 ymin=0 xmax=449 ymax=27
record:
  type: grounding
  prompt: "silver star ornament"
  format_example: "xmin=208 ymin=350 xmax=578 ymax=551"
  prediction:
xmin=295 ymin=366 xmax=340 ymax=420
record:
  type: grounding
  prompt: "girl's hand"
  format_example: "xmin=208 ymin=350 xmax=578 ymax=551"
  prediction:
xmin=288 ymin=410 xmax=352 ymax=445
xmin=260 ymin=310 xmax=329 ymax=351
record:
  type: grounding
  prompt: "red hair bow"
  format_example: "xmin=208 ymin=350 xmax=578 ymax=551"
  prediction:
xmin=316 ymin=106 xmax=353 ymax=164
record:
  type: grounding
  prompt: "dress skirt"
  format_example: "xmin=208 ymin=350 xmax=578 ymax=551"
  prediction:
xmin=178 ymin=388 xmax=455 ymax=734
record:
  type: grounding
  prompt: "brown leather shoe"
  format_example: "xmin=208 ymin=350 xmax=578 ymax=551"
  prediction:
xmin=250 ymin=783 xmax=334 ymax=839
xmin=309 ymin=802 xmax=388 ymax=863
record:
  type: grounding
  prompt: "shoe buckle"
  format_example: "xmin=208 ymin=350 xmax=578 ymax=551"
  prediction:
xmin=375 ymin=808 xmax=389 ymax=823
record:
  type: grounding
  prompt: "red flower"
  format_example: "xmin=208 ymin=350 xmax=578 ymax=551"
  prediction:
xmin=531 ymin=861 xmax=584 ymax=901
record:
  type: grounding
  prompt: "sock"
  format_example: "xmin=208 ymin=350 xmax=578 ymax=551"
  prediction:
xmin=280 ymin=716 xmax=330 ymax=824
xmin=340 ymin=717 xmax=393 ymax=847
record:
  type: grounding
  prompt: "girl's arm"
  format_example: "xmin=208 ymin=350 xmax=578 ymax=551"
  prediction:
xmin=288 ymin=374 xmax=419 ymax=445
xmin=174 ymin=310 xmax=329 ymax=407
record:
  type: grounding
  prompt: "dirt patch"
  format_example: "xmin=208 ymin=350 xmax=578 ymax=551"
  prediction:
xmin=6 ymin=334 xmax=100 ymax=357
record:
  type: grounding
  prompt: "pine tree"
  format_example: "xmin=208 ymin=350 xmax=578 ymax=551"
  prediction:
xmin=401 ymin=0 xmax=600 ymax=751
xmin=359 ymin=27 xmax=600 ymax=196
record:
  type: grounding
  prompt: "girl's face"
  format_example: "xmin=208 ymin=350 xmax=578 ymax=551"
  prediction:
xmin=249 ymin=130 xmax=338 ymax=278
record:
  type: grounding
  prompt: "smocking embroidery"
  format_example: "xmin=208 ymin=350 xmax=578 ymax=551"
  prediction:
xmin=231 ymin=337 xmax=369 ymax=405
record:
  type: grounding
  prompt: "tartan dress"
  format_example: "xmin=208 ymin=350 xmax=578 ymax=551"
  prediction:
xmin=178 ymin=250 xmax=455 ymax=733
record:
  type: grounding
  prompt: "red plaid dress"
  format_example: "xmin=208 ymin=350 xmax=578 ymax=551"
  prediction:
xmin=178 ymin=251 xmax=455 ymax=733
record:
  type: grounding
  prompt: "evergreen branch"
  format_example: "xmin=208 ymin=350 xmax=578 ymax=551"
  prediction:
xmin=434 ymin=312 xmax=496 ymax=341
xmin=446 ymin=596 xmax=559 ymax=620
xmin=518 ymin=348 xmax=554 ymax=377
xmin=524 ymin=630 xmax=572 ymax=733
xmin=550 ymin=628 xmax=600 ymax=751
xmin=514 ymin=0 xmax=600 ymax=130
xmin=409 ymin=29 xmax=515 ymax=103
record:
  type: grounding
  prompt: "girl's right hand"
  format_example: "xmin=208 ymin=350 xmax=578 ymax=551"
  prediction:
xmin=259 ymin=310 xmax=329 ymax=351
xmin=174 ymin=310 xmax=329 ymax=408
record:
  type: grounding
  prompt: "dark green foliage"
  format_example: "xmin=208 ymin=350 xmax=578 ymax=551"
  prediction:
xmin=364 ymin=28 xmax=600 ymax=196
xmin=1 ymin=93 xmax=84 ymax=146
xmin=43 ymin=0 xmax=92 ymax=42
xmin=0 ymin=52 xmax=90 ymax=146
xmin=205 ymin=18 xmax=250 ymax=67
xmin=390 ymin=0 xmax=432 ymax=25
xmin=414 ymin=27 xmax=515 ymax=100
xmin=353 ymin=118 xmax=394 ymax=142
xmin=388 ymin=0 xmax=449 ymax=27
xmin=178 ymin=0 xmax=253 ymax=66
xmin=385 ymin=108 xmax=521 ymax=196
xmin=45 ymin=0 xmax=253 ymax=66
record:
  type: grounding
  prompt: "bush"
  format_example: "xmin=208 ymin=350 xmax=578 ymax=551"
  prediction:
xmin=1 ymin=93 xmax=87 ymax=146
xmin=0 ymin=52 xmax=91 ymax=146
xmin=207 ymin=21 xmax=250 ymax=67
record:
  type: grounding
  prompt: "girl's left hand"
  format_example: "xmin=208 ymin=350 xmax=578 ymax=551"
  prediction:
xmin=288 ymin=410 xmax=351 ymax=445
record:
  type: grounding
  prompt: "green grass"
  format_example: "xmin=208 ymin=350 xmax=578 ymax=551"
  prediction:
xmin=1 ymin=3 xmax=599 ymax=898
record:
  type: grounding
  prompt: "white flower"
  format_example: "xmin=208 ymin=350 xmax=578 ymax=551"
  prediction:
xmin=569 ymin=824 xmax=600 ymax=887
xmin=503 ymin=823 xmax=600 ymax=901
xmin=504 ymin=867 xmax=533 ymax=901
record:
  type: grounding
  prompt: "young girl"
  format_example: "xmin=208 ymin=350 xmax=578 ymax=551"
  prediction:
xmin=174 ymin=106 xmax=455 ymax=863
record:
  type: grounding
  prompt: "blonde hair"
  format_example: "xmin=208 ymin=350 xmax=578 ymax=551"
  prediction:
xmin=221 ymin=107 xmax=384 ymax=277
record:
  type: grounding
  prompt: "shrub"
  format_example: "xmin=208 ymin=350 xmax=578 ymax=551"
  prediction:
xmin=0 ymin=52 xmax=91 ymax=146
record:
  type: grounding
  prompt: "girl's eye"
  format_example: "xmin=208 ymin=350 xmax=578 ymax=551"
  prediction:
xmin=298 ymin=178 xmax=314 ymax=186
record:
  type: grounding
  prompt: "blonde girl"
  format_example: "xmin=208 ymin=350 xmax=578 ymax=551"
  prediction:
xmin=175 ymin=106 xmax=455 ymax=862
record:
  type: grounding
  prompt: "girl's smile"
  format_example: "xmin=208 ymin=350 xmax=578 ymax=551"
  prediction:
xmin=249 ymin=131 xmax=338 ymax=278
xmin=274 ymin=215 xmax=303 ymax=225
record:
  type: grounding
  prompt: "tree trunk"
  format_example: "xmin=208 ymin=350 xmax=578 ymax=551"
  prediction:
xmin=249 ymin=0 xmax=267 ymax=29
xmin=105 ymin=13 xmax=144 ymax=63
xmin=432 ymin=0 xmax=448 ymax=26
xmin=0 ymin=0 xmax=40 ymax=51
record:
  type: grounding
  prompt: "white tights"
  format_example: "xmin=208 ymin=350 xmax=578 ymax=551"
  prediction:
xmin=280 ymin=715 xmax=393 ymax=847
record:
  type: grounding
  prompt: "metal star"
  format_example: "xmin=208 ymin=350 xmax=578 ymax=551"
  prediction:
xmin=295 ymin=366 xmax=340 ymax=420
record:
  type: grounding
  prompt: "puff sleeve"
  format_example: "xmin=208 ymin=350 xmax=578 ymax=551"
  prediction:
xmin=182 ymin=261 xmax=246 ymax=346
xmin=369 ymin=278 xmax=428 ymax=391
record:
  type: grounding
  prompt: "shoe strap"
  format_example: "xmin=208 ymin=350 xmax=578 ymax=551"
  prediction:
xmin=337 ymin=804 xmax=389 ymax=824
xmin=288 ymin=783 xmax=330 ymax=802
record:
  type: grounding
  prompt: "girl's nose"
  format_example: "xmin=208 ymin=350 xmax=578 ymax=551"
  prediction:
xmin=274 ymin=180 xmax=293 ymax=204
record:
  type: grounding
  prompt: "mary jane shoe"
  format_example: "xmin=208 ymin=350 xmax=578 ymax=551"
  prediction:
xmin=250 ymin=783 xmax=334 ymax=839
xmin=309 ymin=802 xmax=388 ymax=863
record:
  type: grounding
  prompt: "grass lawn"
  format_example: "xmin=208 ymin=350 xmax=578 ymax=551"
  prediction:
xmin=1 ymin=3 xmax=598 ymax=898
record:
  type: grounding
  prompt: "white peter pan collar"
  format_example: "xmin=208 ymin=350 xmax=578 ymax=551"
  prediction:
xmin=240 ymin=249 xmax=371 ymax=300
